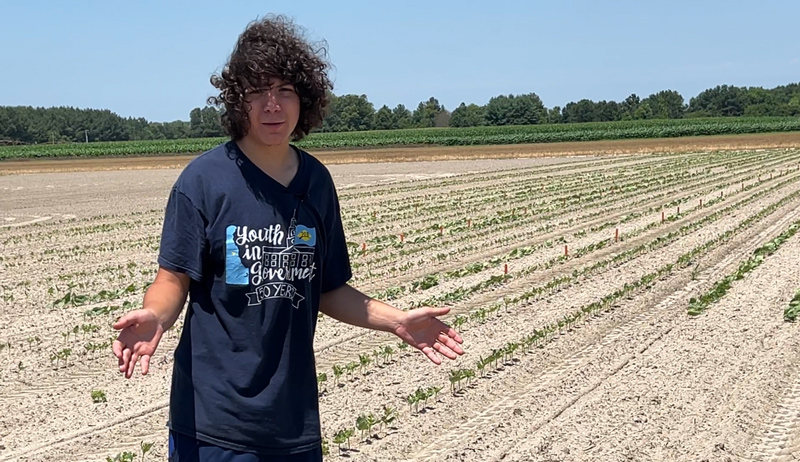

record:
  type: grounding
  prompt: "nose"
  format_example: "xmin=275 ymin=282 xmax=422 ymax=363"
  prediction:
xmin=263 ymin=91 xmax=280 ymax=112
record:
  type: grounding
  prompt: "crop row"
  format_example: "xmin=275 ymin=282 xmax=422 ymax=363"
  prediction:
xmin=343 ymin=149 xmax=797 ymax=253
xmin=2 ymin=117 xmax=799 ymax=159
xmin=310 ymin=176 xmax=800 ymax=397
xmin=318 ymin=173 xmax=800 ymax=453
xmin=350 ymin=157 xmax=797 ymax=283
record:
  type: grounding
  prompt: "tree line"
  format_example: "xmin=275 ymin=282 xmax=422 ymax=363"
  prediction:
xmin=1 ymin=83 xmax=798 ymax=144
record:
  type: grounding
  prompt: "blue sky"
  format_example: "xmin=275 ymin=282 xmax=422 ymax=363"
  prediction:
xmin=2 ymin=0 xmax=798 ymax=122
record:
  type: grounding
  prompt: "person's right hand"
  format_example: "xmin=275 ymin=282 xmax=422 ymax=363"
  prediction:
xmin=112 ymin=309 xmax=164 ymax=379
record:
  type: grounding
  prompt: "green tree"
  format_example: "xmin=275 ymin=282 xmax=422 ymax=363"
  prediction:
xmin=95 ymin=111 xmax=129 ymax=141
xmin=688 ymin=85 xmax=746 ymax=117
xmin=620 ymin=94 xmax=641 ymax=120
xmin=485 ymin=93 xmax=546 ymax=125
xmin=484 ymin=95 xmax=512 ymax=125
xmin=411 ymin=97 xmax=445 ymax=128
xmin=189 ymin=108 xmax=203 ymax=137
xmin=372 ymin=105 xmax=394 ymax=130
xmin=634 ymin=101 xmax=654 ymax=120
xmin=322 ymin=94 xmax=375 ymax=131
xmin=434 ymin=110 xmax=451 ymax=127
xmin=789 ymin=95 xmax=800 ymax=116
xmin=642 ymin=90 xmax=685 ymax=119
xmin=0 ymin=105 xmax=193 ymax=142
xmin=391 ymin=104 xmax=412 ymax=129
xmin=0 ymin=107 xmax=17 ymax=141
xmin=189 ymin=107 xmax=223 ymax=137
xmin=511 ymin=93 xmax=547 ymax=124
xmin=594 ymin=100 xmax=621 ymax=121
xmin=547 ymin=106 xmax=563 ymax=124
xmin=200 ymin=106 xmax=223 ymax=137
xmin=742 ymin=87 xmax=776 ymax=116
xmin=449 ymin=103 xmax=486 ymax=127
xmin=562 ymin=99 xmax=597 ymax=123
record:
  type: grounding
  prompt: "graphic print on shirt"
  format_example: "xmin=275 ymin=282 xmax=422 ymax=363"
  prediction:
xmin=225 ymin=218 xmax=317 ymax=308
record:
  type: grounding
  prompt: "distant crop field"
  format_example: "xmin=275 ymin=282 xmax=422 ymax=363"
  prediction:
xmin=1 ymin=116 xmax=799 ymax=160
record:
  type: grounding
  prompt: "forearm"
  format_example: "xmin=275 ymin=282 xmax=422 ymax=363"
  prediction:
xmin=142 ymin=278 xmax=188 ymax=331
xmin=319 ymin=284 xmax=404 ymax=333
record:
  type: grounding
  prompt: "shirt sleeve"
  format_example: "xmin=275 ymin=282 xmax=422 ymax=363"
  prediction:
xmin=157 ymin=186 xmax=208 ymax=282
xmin=321 ymin=185 xmax=352 ymax=293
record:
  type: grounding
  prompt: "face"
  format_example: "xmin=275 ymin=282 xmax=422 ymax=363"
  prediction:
xmin=243 ymin=78 xmax=301 ymax=147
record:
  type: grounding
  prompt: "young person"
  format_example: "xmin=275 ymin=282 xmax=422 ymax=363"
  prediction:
xmin=111 ymin=15 xmax=464 ymax=462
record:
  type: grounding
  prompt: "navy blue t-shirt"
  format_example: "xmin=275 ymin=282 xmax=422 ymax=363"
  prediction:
xmin=157 ymin=141 xmax=352 ymax=455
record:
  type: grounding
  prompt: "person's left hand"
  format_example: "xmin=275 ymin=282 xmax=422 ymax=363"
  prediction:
xmin=394 ymin=306 xmax=464 ymax=364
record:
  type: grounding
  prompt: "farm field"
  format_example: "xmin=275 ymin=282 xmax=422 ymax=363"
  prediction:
xmin=1 ymin=147 xmax=800 ymax=461
xmin=2 ymin=117 xmax=800 ymax=161
xmin=3 ymin=132 xmax=800 ymax=175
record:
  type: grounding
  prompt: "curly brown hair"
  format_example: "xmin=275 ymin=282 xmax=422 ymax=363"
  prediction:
xmin=208 ymin=15 xmax=333 ymax=141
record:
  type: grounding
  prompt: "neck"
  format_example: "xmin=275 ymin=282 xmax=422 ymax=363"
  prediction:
xmin=235 ymin=137 xmax=295 ymax=170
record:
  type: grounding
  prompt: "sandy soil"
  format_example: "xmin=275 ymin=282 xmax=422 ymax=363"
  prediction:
xmin=1 ymin=146 xmax=799 ymax=462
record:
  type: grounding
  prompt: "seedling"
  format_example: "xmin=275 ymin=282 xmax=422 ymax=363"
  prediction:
xmin=106 ymin=451 xmax=135 ymax=462
xmin=382 ymin=345 xmax=394 ymax=364
xmin=316 ymin=372 xmax=327 ymax=393
xmin=405 ymin=393 xmax=416 ymax=414
xmin=332 ymin=364 xmax=344 ymax=386
xmin=333 ymin=427 xmax=354 ymax=451
xmin=140 ymin=441 xmax=153 ymax=462
xmin=358 ymin=353 xmax=371 ymax=375
xmin=452 ymin=315 xmax=467 ymax=329
xmin=51 ymin=348 xmax=72 ymax=369
xmin=406 ymin=385 xmax=444 ymax=415
xmin=345 ymin=361 xmax=358 ymax=378
xmin=355 ymin=412 xmax=378 ymax=440
xmin=379 ymin=405 xmax=397 ymax=433
xmin=691 ymin=262 xmax=700 ymax=281
xmin=786 ymin=289 xmax=800 ymax=322
xmin=91 ymin=390 xmax=107 ymax=403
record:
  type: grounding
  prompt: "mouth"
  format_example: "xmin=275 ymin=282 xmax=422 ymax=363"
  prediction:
xmin=261 ymin=121 xmax=284 ymax=127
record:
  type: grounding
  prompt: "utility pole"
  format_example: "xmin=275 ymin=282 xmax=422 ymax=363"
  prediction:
xmin=85 ymin=130 xmax=88 ymax=143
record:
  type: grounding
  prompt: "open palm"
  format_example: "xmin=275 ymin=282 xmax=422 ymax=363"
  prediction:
xmin=112 ymin=309 xmax=164 ymax=378
xmin=394 ymin=306 xmax=464 ymax=365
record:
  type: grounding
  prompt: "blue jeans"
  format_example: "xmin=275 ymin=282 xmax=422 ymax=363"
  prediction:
xmin=168 ymin=431 xmax=323 ymax=462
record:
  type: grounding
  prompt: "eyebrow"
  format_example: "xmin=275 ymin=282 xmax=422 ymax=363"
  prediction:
xmin=246 ymin=81 xmax=294 ymax=94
